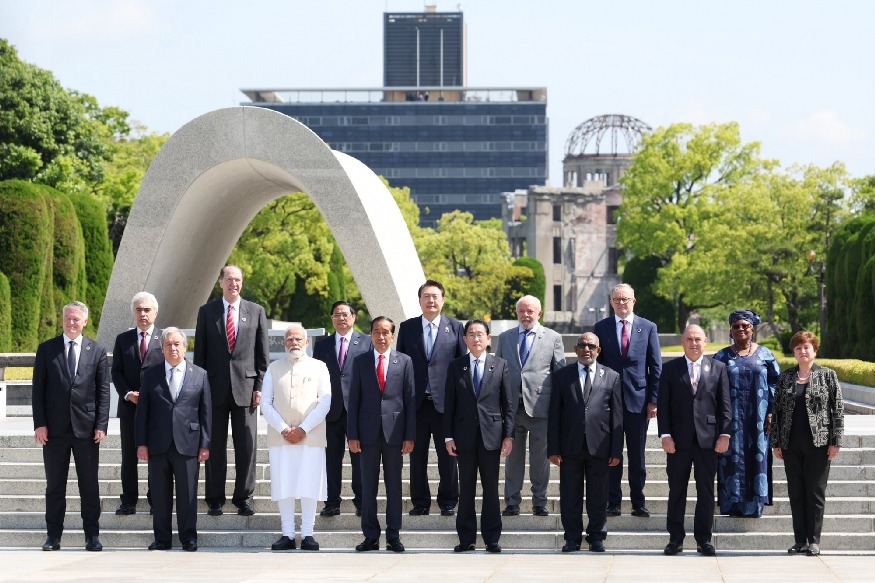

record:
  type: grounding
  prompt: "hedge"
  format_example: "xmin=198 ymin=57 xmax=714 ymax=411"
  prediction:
xmin=0 ymin=272 xmax=10 ymax=352
xmin=45 ymin=186 xmax=87 ymax=329
xmin=69 ymin=193 xmax=114 ymax=333
xmin=775 ymin=356 xmax=875 ymax=387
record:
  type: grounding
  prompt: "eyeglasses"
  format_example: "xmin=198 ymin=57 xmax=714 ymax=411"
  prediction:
xmin=611 ymin=297 xmax=633 ymax=304
xmin=731 ymin=323 xmax=753 ymax=331
xmin=331 ymin=313 xmax=352 ymax=319
xmin=466 ymin=332 xmax=488 ymax=339
xmin=576 ymin=343 xmax=598 ymax=350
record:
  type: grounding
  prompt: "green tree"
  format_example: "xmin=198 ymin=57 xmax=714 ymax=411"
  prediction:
xmin=69 ymin=193 xmax=115 ymax=333
xmin=0 ymin=272 xmax=11 ymax=352
xmin=622 ymin=255 xmax=677 ymax=332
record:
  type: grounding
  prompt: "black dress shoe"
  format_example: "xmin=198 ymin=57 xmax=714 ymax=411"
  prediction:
xmin=502 ymin=505 xmax=520 ymax=516
xmin=532 ymin=505 xmax=549 ymax=516
xmin=697 ymin=542 xmax=716 ymax=556
xmin=148 ymin=541 xmax=172 ymax=550
xmin=182 ymin=541 xmax=198 ymax=552
xmin=440 ymin=507 xmax=455 ymax=516
xmin=115 ymin=503 xmax=136 ymax=515
xmin=806 ymin=543 xmax=821 ymax=556
xmin=589 ymin=540 xmax=605 ymax=553
xmin=561 ymin=541 xmax=580 ymax=552
xmin=664 ymin=541 xmax=683 ymax=555
xmin=408 ymin=505 xmax=429 ymax=516
xmin=788 ymin=542 xmax=807 ymax=554
xmin=300 ymin=536 xmax=320 ymax=551
xmin=320 ymin=505 xmax=340 ymax=516
xmin=355 ymin=537 xmax=380 ymax=552
xmin=454 ymin=543 xmax=475 ymax=552
xmin=631 ymin=506 xmax=650 ymax=518
xmin=236 ymin=500 xmax=255 ymax=516
xmin=85 ymin=536 xmax=103 ymax=552
xmin=606 ymin=504 xmax=621 ymax=517
xmin=355 ymin=507 xmax=362 ymax=517
xmin=42 ymin=537 xmax=60 ymax=551
xmin=485 ymin=542 xmax=502 ymax=553
xmin=207 ymin=503 xmax=223 ymax=516
xmin=386 ymin=539 xmax=405 ymax=552
xmin=271 ymin=535 xmax=296 ymax=550
xmin=149 ymin=507 xmax=154 ymax=515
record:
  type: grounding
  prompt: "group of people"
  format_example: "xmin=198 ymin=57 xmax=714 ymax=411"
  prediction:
xmin=30 ymin=271 xmax=844 ymax=556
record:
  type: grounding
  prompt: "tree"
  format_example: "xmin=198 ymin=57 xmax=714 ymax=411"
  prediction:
xmin=618 ymin=122 xmax=773 ymax=330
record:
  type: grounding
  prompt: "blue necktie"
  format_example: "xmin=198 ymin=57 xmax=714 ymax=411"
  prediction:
xmin=520 ymin=331 xmax=532 ymax=367
xmin=426 ymin=323 xmax=435 ymax=360
xmin=67 ymin=341 xmax=77 ymax=380
xmin=473 ymin=359 xmax=482 ymax=397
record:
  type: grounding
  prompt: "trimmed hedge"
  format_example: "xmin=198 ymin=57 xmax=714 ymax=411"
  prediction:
xmin=0 ymin=180 xmax=53 ymax=350
xmin=775 ymin=356 xmax=875 ymax=387
xmin=46 ymin=186 xmax=87 ymax=326
xmin=0 ymin=271 xmax=10 ymax=352
xmin=69 ymin=193 xmax=114 ymax=333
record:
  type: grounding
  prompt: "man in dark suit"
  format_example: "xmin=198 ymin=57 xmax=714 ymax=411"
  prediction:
xmin=548 ymin=332 xmax=623 ymax=553
xmin=194 ymin=265 xmax=269 ymax=517
xmin=444 ymin=319 xmax=514 ymax=553
xmin=313 ymin=301 xmax=373 ymax=517
xmin=396 ymin=280 xmax=466 ymax=516
xmin=593 ymin=283 xmax=662 ymax=518
xmin=657 ymin=325 xmax=731 ymax=556
xmin=111 ymin=291 xmax=163 ymax=515
xmin=495 ymin=295 xmax=566 ymax=517
xmin=32 ymin=301 xmax=110 ymax=552
xmin=136 ymin=328 xmax=211 ymax=552
xmin=347 ymin=317 xmax=416 ymax=552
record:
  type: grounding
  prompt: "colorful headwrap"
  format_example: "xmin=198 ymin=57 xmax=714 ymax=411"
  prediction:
xmin=728 ymin=310 xmax=761 ymax=326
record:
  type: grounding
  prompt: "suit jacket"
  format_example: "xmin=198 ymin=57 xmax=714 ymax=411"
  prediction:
xmin=548 ymin=361 xmax=623 ymax=460
xmin=135 ymin=360 xmax=212 ymax=457
xmin=347 ymin=350 xmax=416 ymax=446
xmin=395 ymin=314 xmax=467 ymax=413
xmin=594 ymin=315 xmax=662 ymax=414
xmin=193 ymin=298 xmax=269 ymax=408
xmin=771 ymin=364 xmax=844 ymax=449
xmin=111 ymin=327 xmax=164 ymax=417
xmin=443 ymin=354 xmax=515 ymax=451
xmin=495 ymin=325 xmax=566 ymax=418
xmin=313 ymin=330 xmax=373 ymax=423
xmin=32 ymin=335 xmax=110 ymax=438
xmin=657 ymin=356 xmax=731 ymax=450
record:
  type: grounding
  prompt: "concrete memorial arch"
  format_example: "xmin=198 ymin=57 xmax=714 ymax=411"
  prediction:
xmin=97 ymin=106 xmax=425 ymax=346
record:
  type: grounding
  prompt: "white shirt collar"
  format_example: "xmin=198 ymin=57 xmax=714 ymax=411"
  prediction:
xmin=685 ymin=355 xmax=704 ymax=367
xmin=63 ymin=334 xmax=82 ymax=346
xmin=615 ymin=313 xmax=635 ymax=325
xmin=223 ymin=298 xmax=241 ymax=312
xmin=518 ymin=323 xmax=541 ymax=334
xmin=469 ymin=353 xmax=486 ymax=366
xmin=421 ymin=314 xmax=441 ymax=328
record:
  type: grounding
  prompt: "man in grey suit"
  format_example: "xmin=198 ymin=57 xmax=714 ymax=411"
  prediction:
xmin=444 ymin=319 xmax=514 ymax=553
xmin=194 ymin=265 xmax=269 ymax=517
xmin=136 ymin=327 xmax=211 ymax=552
xmin=658 ymin=325 xmax=731 ymax=556
xmin=548 ymin=332 xmax=623 ymax=553
xmin=32 ymin=301 xmax=110 ymax=552
xmin=495 ymin=295 xmax=566 ymax=516
xmin=347 ymin=317 xmax=416 ymax=553
xmin=111 ymin=291 xmax=163 ymax=515
xmin=313 ymin=301 xmax=373 ymax=516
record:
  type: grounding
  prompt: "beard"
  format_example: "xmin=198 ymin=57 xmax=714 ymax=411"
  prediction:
xmin=287 ymin=348 xmax=305 ymax=362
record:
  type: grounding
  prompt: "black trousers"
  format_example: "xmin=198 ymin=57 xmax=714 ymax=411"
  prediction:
xmin=666 ymin=441 xmax=717 ymax=545
xmin=149 ymin=445 xmax=200 ymax=545
xmin=205 ymin=401 xmax=257 ymax=507
xmin=608 ymin=409 xmax=649 ymax=508
xmin=456 ymin=429 xmax=501 ymax=546
xmin=410 ymin=398 xmax=458 ymax=509
xmin=559 ymin=448 xmax=610 ymax=544
xmin=119 ymin=414 xmax=151 ymax=507
xmin=43 ymin=431 xmax=101 ymax=539
xmin=360 ymin=431 xmax=404 ymax=541
xmin=326 ymin=408 xmax=361 ymax=509
xmin=783 ymin=437 xmax=831 ymax=545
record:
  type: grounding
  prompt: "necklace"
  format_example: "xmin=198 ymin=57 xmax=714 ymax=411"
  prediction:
xmin=733 ymin=343 xmax=754 ymax=357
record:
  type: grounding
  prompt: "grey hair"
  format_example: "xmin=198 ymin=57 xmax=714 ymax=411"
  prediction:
xmin=63 ymin=301 xmax=89 ymax=319
xmin=515 ymin=295 xmax=542 ymax=311
xmin=611 ymin=283 xmax=635 ymax=298
xmin=161 ymin=327 xmax=187 ymax=345
xmin=130 ymin=291 xmax=159 ymax=314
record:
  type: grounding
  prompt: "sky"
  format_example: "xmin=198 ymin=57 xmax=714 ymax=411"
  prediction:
xmin=2 ymin=0 xmax=873 ymax=184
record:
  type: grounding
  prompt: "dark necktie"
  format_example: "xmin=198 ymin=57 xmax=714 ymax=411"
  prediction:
xmin=583 ymin=365 xmax=592 ymax=404
xmin=227 ymin=305 xmax=236 ymax=353
xmin=338 ymin=336 xmax=348 ymax=369
xmin=472 ymin=359 xmax=482 ymax=397
xmin=377 ymin=354 xmax=386 ymax=393
xmin=520 ymin=331 xmax=532 ymax=367
xmin=621 ymin=320 xmax=630 ymax=359
xmin=67 ymin=340 xmax=77 ymax=380
xmin=140 ymin=331 xmax=148 ymax=361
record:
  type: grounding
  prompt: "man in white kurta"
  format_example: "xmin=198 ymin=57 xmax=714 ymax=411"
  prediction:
xmin=261 ymin=325 xmax=330 ymax=551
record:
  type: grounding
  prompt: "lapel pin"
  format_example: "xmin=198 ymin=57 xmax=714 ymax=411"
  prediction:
xmin=353 ymin=340 xmax=359 ymax=345
xmin=637 ymin=327 xmax=642 ymax=333
xmin=444 ymin=326 xmax=449 ymax=333
xmin=393 ymin=359 xmax=398 ymax=364
xmin=463 ymin=366 xmax=468 ymax=371
xmin=242 ymin=317 xmax=247 ymax=322
xmin=153 ymin=334 xmax=159 ymax=340
xmin=599 ymin=368 xmax=605 ymax=377
xmin=85 ymin=345 xmax=91 ymax=351
xmin=489 ymin=365 xmax=495 ymax=373
xmin=704 ymin=364 xmax=710 ymax=373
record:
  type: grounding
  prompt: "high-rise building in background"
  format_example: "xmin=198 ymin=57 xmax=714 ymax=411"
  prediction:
xmin=242 ymin=7 xmax=547 ymax=226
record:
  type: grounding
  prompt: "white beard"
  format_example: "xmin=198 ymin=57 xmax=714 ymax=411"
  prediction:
xmin=287 ymin=348 xmax=305 ymax=363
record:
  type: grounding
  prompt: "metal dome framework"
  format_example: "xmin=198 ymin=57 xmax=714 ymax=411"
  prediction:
xmin=564 ymin=114 xmax=651 ymax=157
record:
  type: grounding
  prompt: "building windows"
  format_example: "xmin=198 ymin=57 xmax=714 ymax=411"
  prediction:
xmin=607 ymin=205 xmax=619 ymax=225
xmin=553 ymin=285 xmax=562 ymax=311
xmin=608 ymin=247 xmax=619 ymax=274
xmin=552 ymin=204 xmax=561 ymax=222
xmin=553 ymin=237 xmax=562 ymax=264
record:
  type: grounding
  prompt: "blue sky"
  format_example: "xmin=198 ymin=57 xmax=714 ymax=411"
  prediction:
xmin=2 ymin=0 xmax=873 ymax=184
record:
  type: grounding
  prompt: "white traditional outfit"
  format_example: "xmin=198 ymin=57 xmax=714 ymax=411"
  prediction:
xmin=261 ymin=351 xmax=331 ymax=539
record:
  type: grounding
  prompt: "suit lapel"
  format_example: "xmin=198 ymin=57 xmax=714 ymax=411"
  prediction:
xmin=54 ymin=336 xmax=73 ymax=383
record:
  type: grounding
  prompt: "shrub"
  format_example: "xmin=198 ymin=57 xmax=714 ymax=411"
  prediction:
xmin=69 ymin=193 xmax=114 ymax=333
xmin=0 ymin=272 xmax=10 ymax=352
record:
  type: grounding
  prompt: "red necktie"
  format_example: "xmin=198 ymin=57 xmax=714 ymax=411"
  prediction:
xmin=621 ymin=320 xmax=630 ymax=359
xmin=377 ymin=354 xmax=386 ymax=393
xmin=139 ymin=331 xmax=148 ymax=361
xmin=227 ymin=305 xmax=236 ymax=353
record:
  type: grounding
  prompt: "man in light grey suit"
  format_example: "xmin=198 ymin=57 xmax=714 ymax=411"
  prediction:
xmin=495 ymin=295 xmax=566 ymax=516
